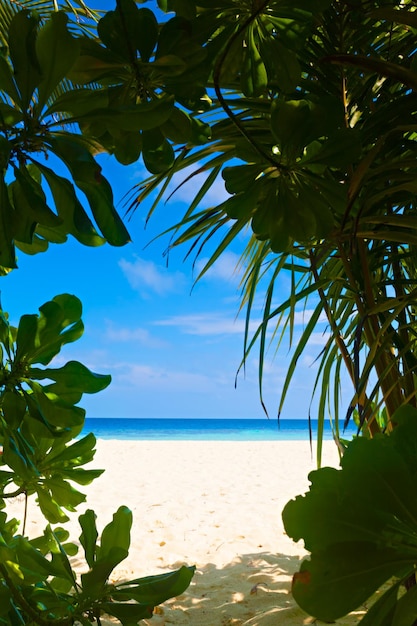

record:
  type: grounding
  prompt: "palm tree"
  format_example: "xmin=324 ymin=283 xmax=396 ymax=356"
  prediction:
xmin=127 ymin=0 xmax=417 ymax=460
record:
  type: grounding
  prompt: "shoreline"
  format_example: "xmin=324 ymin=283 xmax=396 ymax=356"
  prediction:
xmin=7 ymin=440 xmax=361 ymax=625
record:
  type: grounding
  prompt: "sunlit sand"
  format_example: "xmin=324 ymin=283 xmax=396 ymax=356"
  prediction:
xmin=8 ymin=440 xmax=363 ymax=625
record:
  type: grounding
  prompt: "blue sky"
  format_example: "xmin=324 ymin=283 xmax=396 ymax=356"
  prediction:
xmin=1 ymin=150 xmax=336 ymax=420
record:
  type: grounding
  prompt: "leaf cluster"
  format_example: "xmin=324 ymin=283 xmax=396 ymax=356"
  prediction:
xmin=0 ymin=292 xmax=194 ymax=625
xmin=282 ymin=406 xmax=417 ymax=625
xmin=0 ymin=505 xmax=194 ymax=626
xmin=126 ymin=0 xmax=417 ymax=445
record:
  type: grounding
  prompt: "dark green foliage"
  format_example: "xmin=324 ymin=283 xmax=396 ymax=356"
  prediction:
xmin=0 ymin=293 xmax=194 ymax=625
xmin=282 ymin=407 xmax=417 ymax=624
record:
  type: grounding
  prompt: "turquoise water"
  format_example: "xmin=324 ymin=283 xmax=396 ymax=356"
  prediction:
xmin=82 ymin=417 xmax=357 ymax=441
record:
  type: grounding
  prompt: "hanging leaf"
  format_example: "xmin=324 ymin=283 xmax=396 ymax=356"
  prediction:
xmin=0 ymin=175 xmax=16 ymax=269
xmin=241 ymin=25 xmax=268 ymax=97
xmin=113 ymin=130 xmax=142 ymax=165
xmin=35 ymin=12 xmax=80 ymax=111
xmin=142 ymin=128 xmax=175 ymax=173
xmin=259 ymin=36 xmax=301 ymax=93
xmin=0 ymin=56 xmax=20 ymax=104
xmin=46 ymin=134 xmax=130 ymax=247
xmin=7 ymin=11 xmax=42 ymax=110
xmin=30 ymin=160 xmax=105 ymax=247
xmin=97 ymin=7 xmax=131 ymax=61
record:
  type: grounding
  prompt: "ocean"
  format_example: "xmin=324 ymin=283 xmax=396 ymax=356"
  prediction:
xmin=82 ymin=417 xmax=358 ymax=441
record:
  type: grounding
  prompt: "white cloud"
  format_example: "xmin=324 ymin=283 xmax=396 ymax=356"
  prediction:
xmin=153 ymin=312 xmax=260 ymax=336
xmin=119 ymin=256 xmax=187 ymax=296
xmin=114 ymin=363 xmax=217 ymax=392
xmin=105 ymin=322 xmax=168 ymax=349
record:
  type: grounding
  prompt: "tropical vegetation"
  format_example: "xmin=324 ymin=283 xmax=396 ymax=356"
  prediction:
xmin=1 ymin=0 xmax=417 ymax=623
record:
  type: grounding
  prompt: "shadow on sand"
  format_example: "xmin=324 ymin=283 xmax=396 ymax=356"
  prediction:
xmin=142 ymin=550 xmax=364 ymax=625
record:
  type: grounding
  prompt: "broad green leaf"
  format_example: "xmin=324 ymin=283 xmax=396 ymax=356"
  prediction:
xmin=26 ymin=385 xmax=85 ymax=429
xmin=134 ymin=7 xmax=159 ymax=61
xmin=112 ymin=565 xmax=196 ymax=605
xmin=60 ymin=467 xmax=104 ymax=485
xmin=96 ymin=0 xmax=158 ymax=66
xmin=43 ymin=433 xmax=98 ymax=467
xmin=2 ymin=436 xmax=34 ymax=481
xmin=35 ymin=11 xmax=80 ymax=111
xmin=98 ymin=4 xmax=132 ymax=60
xmin=15 ymin=313 xmax=38 ymax=362
xmin=100 ymin=602 xmax=152 ymax=625
xmin=46 ymin=134 xmax=130 ymax=246
xmin=113 ymin=130 xmax=142 ymax=166
xmin=240 ymin=25 xmax=268 ymax=97
xmin=31 ymin=160 xmax=105 ymax=247
xmin=271 ymin=99 xmax=312 ymax=157
xmin=45 ymin=87 xmax=109 ymax=118
xmin=16 ymin=537 xmax=56 ymax=580
xmin=223 ymin=164 xmax=264 ymax=195
xmin=161 ymin=109 xmax=191 ymax=143
xmin=152 ymin=54 xmax=186 ymax=76
xmin=36 ymin=487 xmax=69 ymax=523
xmin=98 ymin=506 xmax=132 ymax=562
xmin=0 ymin=56 xmax=20 ymax=105
xmin=0 ymin=583 xmax=12 ymax=617
xmin=2 ymin=391 xmax=26 ymax=429
xmin=72 ymin=97 xmax=175 ymax=132
xmin=30 ymin=361 xmax=111 ymax=395
xmin=16 ymin=294 xmax=84 ymax=366
xmin=0 ymin=175 xmax=16 ymax=268
xmin=66 ymin=39 xmax=124 ymax=85
xmin=260 ymin=36 xmax=301 ymax=93
xmin=45 ymin=477 xmax=86 ymax=511
xmin=142 ymin=128 xmax=175 ymax=174
xmin=79 ymin=509 xmax=98 ymax=568
xmin=189 ymin=117 xmax=211 ymax=144
xmin=13 ymin=165 xmax=62 ymax=228
xmin=10 ymin=180 xmax=38 ymax=245
xmin=0 ymin=103 xmax=23 ymax=126
xmin=8 ymin=11 xmax=42 ymax=110
xmin=81 ymin=548 xmax=129 ymax=594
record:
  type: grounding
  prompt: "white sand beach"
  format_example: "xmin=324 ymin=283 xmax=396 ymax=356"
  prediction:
xmin=7 ymin=440 xmax=364 ymax=625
